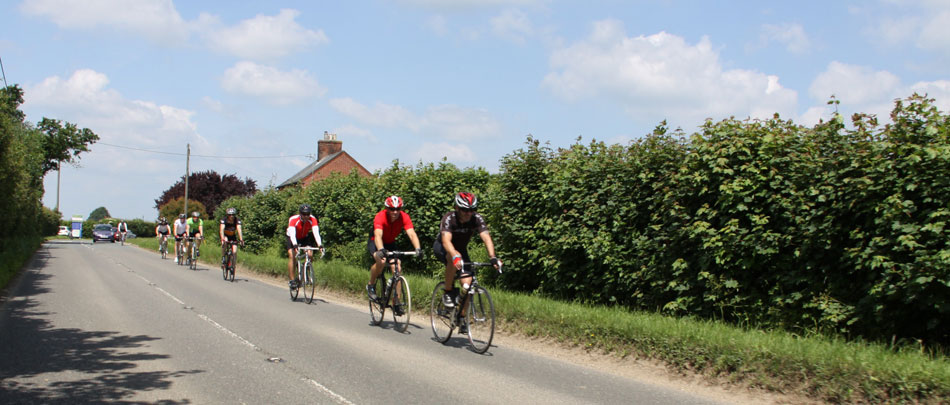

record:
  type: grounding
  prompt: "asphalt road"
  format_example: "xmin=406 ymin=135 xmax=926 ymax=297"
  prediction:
xmin=1 ymin=240 xmax=729 ymax=404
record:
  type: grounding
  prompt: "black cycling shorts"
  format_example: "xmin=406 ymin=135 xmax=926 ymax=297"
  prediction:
xmin=433 ymin=238 xmax=470 ymax=265
xmin=367 ymin=239 xmax=397 ymax=257
xmin=284 ymin=234 xmax=317 ymax=250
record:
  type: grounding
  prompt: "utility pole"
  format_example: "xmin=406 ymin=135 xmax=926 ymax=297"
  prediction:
xmin=184 ymin=143 xmax=190 ymax=217
xmin=55 ymin=161 xmax=61 ymax=212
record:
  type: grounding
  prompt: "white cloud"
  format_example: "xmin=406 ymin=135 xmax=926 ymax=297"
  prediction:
xmin=412 ymin=142 xmax=476 ymax=163
xmin=865 ymin=2 xmax=950 ymax=56
xmin=220 ymin=61 xmax=325 ymax=105
xmin=801 ymin=61 xmax=950 ymax=126
xmin=491 ymin=9 xmax=534 ymax=44
xmin=757 ymin=23 xmax=811 ymax=54
xmin=398 ymin=0 xmax=545 ymax=10
xmin=332 ymin=124 xmax=379 ymax=143
xmin=916 ymin=9 xmax=950 ymax=54
xmin=20 ymin=0 xmax=190 ymax=44
xmin=329 ymin=98 xmax=501 ymax=140
xmin=24 ymin=69 xmax=202 ymax=146
xmin=542 ymin=19 xmax=798 ymax=126
xmin=205 ymin=9 xmax=328 ymax=61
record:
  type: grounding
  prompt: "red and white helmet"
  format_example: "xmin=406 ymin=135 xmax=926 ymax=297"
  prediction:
xmin=454 ymin=192 xmax=478 ymax=209
xmin=384 ymin=195 xmax=404 ymax=209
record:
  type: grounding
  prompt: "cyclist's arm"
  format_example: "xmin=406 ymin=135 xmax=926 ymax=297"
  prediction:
xmin=155 ymin=226 xmax=159 ymax=237
xmin=286 ymin=225 xmax=298 ymax=246
xmin=373 ymin=228 xmax=385 ymax=250
xmin=219 ymin=223 xmax=225 ymax=243
xmin=441 ymin=231 xmax=460 ymax=261
xmin=405 ymin=228 xmax=421 ymax=250
xmin=479 ymin=230 xmax=501 ymax=268
xmin=237 ymin=224 xmax=243 ymax=242
xmin=312 ymin=224 xmax=323 ymax=247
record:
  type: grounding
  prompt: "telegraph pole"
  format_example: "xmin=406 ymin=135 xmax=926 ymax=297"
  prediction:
xmin=55 ymin=162 xmax=60 ymax=212
xmin=183 ymin=144 xmax=190 ymax=216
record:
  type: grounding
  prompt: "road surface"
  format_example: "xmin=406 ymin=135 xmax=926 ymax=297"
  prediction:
xmin=1 ymin=240 xmax=730 ymax=404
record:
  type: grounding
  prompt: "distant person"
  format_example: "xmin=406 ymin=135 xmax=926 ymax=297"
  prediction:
xmin=285 ymin=204 xmax=323 ymax=289
xmin=155 ymin=217 xmax=170 ymax=251
xmin=186 ymin=211 xmax=204 ymax=258
xmin=366 ymin=195 xmax=422 ymax=303
xmin=219 ymin=207 xmax=244 ymax=268
xmin=173 ymin=213 xmax=188 ymax=263
xmin=116 ymin=220 xmax=129 ymax=243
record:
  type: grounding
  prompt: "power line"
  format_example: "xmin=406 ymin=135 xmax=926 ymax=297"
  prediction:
xmin=97 ymin=141 xmax=313 ymax=159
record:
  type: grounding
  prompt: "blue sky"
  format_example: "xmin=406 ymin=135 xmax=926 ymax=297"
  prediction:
xmin=3 ymin=0 xmax=949 ymax=221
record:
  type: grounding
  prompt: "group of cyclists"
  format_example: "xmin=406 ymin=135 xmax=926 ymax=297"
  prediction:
xmin=150 ymin=192 xmax=503 ymax=317
xmin=153 ymin=210 xmax=244 ymax=268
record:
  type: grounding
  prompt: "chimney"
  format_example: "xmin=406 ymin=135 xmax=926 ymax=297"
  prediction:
xmin=317 ymin=131 xmax=342 ymax=161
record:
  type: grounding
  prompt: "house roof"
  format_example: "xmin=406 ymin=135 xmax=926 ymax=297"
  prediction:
xmin=277 ymin=151 xmax=343 ymax=189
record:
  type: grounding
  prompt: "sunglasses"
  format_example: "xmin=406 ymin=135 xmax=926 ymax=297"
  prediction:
xmin=386 ymin=207 xmax=401 ymax=212
xmin=458 ymin=207 xmax=476 ymax=213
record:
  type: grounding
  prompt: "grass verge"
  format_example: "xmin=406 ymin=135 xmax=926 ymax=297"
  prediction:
xmin=129 ymin=237 xmax=949 ymax=403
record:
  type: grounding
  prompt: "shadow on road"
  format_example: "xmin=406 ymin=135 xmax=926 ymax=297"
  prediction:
xmin=0 ymin=250 xmax=203 ymax=403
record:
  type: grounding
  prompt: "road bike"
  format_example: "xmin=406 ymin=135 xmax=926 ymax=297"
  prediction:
xmin=221 ymin=240 xmax=242 ymax=282
xmin=430 ymin=261 xmax=501 ymax=354
xmin=187 ymin=236 xmax=201 ymax=270
xmin=158 ymin=236 xmax=168 ymax=259
xmin=369 ymin=250 xmax=417 ymax=333
xmin=175 ymin=237 xmax=185 ymax=266
xmin=290 ymin=246 xmax=323 ymax=303
xmin=120 ymin=231 xmax=126 ymax=246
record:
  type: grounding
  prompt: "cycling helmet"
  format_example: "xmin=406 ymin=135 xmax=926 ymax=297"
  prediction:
xmin=159 ymin=216 xmax=167 ymax=223
xmin=299 ymin=204 xmax=312 ymax=215
xmin=192 ymin=211 xmax=200 ymax=218
xmin=179 ymin=213 xmax=186 ymax=219
xmin=455 ymin=192 xmax=478 ymax=209
xmin=226 ymin=207 xmax=237 ymax=215
xmin=384 ymin=196 xmax=404 ymax=209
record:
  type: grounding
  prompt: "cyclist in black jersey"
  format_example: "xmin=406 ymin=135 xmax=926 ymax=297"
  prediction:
xmin=219 ymin=207 xmax=244 ymax=268
xmin=433 ymin=192 xmax=502 ymax=314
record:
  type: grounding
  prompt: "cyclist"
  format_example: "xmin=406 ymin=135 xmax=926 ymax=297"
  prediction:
xmin=285 ymin=204 xmax=324 ymax=289
xmin=173 ymin=213 xmax=188 ymax=263
xmin=155 ymin=217 xmax=170 ymax=252
xmin=116 ymin=220 xmax=129 ymax=243
xmin=434 ymin=192 xmax=502 ymax=321
xmin=219 ymin=207 xmax=244 ymax=268
xmin=366 ymin=196 xmax=422 ymax=307
xmin=186 ymin=211 xmax=204 ymax=258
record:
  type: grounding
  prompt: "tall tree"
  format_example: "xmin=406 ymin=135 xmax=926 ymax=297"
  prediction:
xmin=37 ymin=117 xmax=99 ymax=175
xmin=154 ymin=170 xmax=257 ymax=217
xmin=88 ymin=206 xmax=111 ymax=222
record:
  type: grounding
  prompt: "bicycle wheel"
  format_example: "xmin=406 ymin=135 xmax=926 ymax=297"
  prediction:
xmin=466 ymin=286 xmax=496 ymax=354
xmin=222 ymin=252 xmax=229 ymax=280
xmin=190 ymin=246 xmax=197 ymax=270
xmin=176 ymin=244 xmax=183 ymax=266
xmin=289 ymin=260 xmax=301 ymax=301
xmin=391 ymin=276 xmax=411 ymax=333
xmin=303 ymin=261 xmax=316 ymax=304
xmin=228 ymin=252 xmax=235 ymax=282
xmin=429 ymin=281 xmax=453 ymax=343
xmin=161 ymin=240 xmax=167 ymax=259
xmin=369 ymin=276 xmax=385 ymax=325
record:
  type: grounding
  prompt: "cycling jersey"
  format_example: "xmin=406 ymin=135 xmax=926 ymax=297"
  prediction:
xmin=117 ymin=222 xmax=128 ymax=232
xmin=156 ymin=223 xmax=170 ymax=235
xmin=370 ymin=209 xmax=413 ymax=244
xmin=187 ymin=218 xmax=203 ymax=230
xmin=286 ymin=214 xmax=322 ymax=247
xmin=220 ymin=216 xmax=241 ymax=237
xmin=174 ymin=219 xmax=188 ymax=236
xmin=438 ymin=211 xmax=488 ymax=248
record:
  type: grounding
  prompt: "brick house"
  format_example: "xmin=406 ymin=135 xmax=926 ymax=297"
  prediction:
xmin=276 ymin=132 xmax=372 ymax=190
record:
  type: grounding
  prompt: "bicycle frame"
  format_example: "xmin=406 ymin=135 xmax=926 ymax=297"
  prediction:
xmin=378 ymin=251 xmax=417 ymax=305
xmin=430 ymin=260 xmax=502 ymax=353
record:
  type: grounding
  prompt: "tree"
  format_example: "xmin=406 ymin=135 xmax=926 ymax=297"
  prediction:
xmin=158 ymin=197 xmax=206 ymax=221
xmin=154 ymin=170 xmax=257 ymax=216
xmin=37 ymin=117 xmax=99 ymax=175
xmin=88 ymin=207 xmax=111 ymax=222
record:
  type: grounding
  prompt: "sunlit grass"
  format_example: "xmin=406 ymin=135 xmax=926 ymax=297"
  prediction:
xmin=127 ymin=238 xmax=949 ymax=403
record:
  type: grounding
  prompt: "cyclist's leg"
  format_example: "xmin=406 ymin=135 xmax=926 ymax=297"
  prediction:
xmin=284 ymin=236 xmax=296 ymax=285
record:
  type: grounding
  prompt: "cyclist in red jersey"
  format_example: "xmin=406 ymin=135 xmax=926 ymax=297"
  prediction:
xmin=433 ymin=192 xmax=502 ymax=319
xmin=366 ymin=196 xmax=422 ymax=301
xmin=285 ymin=204 xmax=324 ymax=289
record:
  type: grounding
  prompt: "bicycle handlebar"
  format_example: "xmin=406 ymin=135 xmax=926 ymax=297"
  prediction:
xmin=462 ymin=261 xmax=504 ymax=274
xmin=384 ymin=250 xmax=417 ymax=257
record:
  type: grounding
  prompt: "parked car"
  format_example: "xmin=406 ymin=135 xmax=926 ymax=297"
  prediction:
xmin=57 ymin=226 xmax=70 ymax=236
xmin=92 ymin=224 xmax=115 ymax=243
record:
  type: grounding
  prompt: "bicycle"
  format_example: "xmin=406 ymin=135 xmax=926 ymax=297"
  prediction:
xmin=221 ymin=240 xmax=242 ymax=282
xmin=120 ymin=231 xmax=126 ymax=246
xmin=369 ymin=250 xmax=417 ymax=333
xmin=158 ymin=236 xmax=168 ymax=259
xmin=430 ymin=261 xmax=501 ymax=354
xmin=175 ymin=237 xmax=185 ymax=266
xmin=187 ymin=236 xmax=201 ymax=270
xmin=291 ymin=246 xmax=323 ymax=303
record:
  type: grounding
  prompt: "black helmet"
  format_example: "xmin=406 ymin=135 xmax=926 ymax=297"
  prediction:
xmin=159 ymin=216 xmax=167 ymax=223
xmin=226 ymin=207 xmax=237 ymax=215
xmin=299 ymin=204 xmax=312 ymax=215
